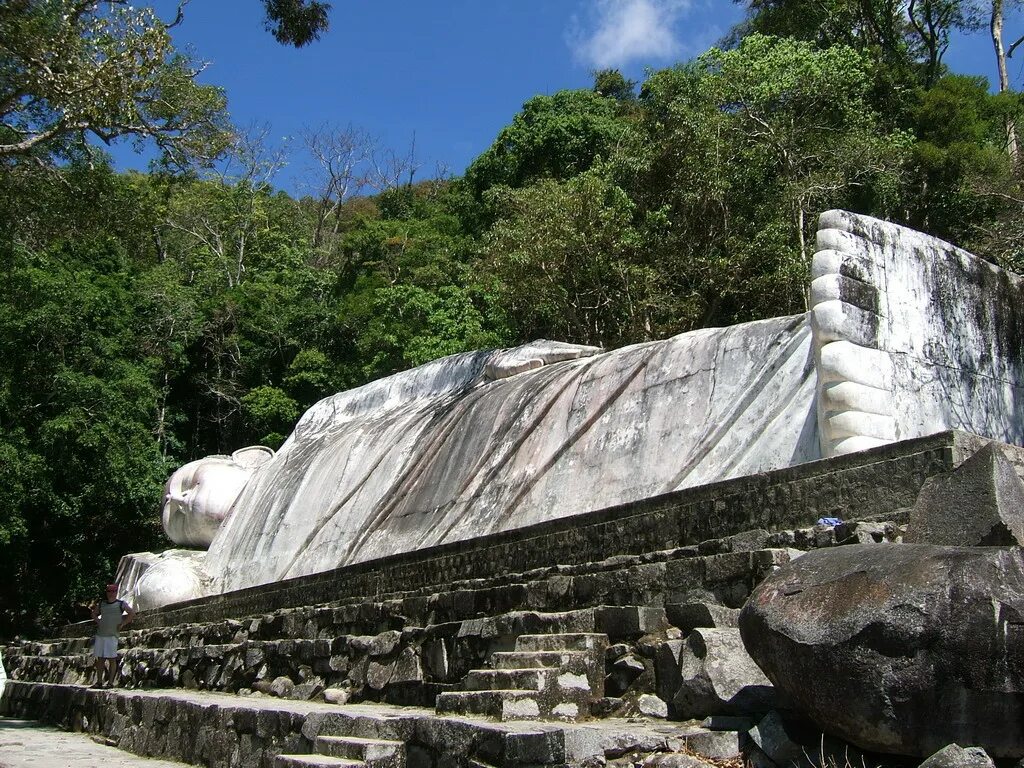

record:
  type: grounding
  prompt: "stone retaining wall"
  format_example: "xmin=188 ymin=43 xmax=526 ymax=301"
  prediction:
xmin=86 ymin=431 xmax=994 ymax=633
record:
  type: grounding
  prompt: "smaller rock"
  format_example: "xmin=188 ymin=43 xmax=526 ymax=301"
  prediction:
xmin=591 ymin=697 xmax=625 ymax=717
xmin=391 ymin=646 xmax=423 ymax=684
xmin=919 ymin=744 xmax=996 ymax=768
xmin=655 ymin=640 xmax=684 ymax=706
xmin=747 ymin=711 xmax=804 ymax=768
xmin=637 ymin=694 xmax=668 ymax=718
xmin=813 ymin=525 xmax=835 ymax=548
xmin=835 ymin=521 xmax=896 ymax=545
xmin=905 ymin=443 xmax=1024 ymax=546
xmin=607 ymin=653 xmax=650 ymax=697
xmin=597 ymin=606 xmax=668 ymax=638
xmin=674 ymin=589 xmax=720 ymax=606
xmin=674 ymin=628 xmax=774 ymax=719
xmin=642 ymin=754 xmax=713 ymax=768
xmin=726 ymin=529 xmax=771 ymax=552
xmin=680 ymin=729 xmax=741 ymax=759
xmin=368 ymin=630 xmax=402 ymax=657
xmin=289 ymin=680 xmax=324 ymax=700
xmin=348 ymin=635 xmax=374 ymax=653
xmin=700 ymin=714 xmax=755 ymax=732
xmin=423 ymin=640 xmax=448 ymax=679
xmin=366 ymin=658 xmax=396 ymax=690
xmin=612 ymin=654 xmax=646 ymax=673
xmin=606 ymin=643 xmax=631 ymax=660
xmin=268 ymin=675 xmax=294 ymax=698
xmin=322 ymin=687 xmax=351 ymax=705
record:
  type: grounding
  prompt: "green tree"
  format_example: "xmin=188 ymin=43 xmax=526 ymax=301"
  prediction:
xmin=0 ymin=238 xmax=168 ymax=634
xmin=592 ymin=69 xmax=637 ymax=100
xmin=465 ymin=89 xmax=630 ymax=195
xmin=908 ymin=75 xmax=1024 ymax=263
xmin=696 ymin=35 xmax=912 ymax=261
xmin=615 ymin=35 xmax=910 ymax=329
xmin=241 ymin=385 xmax=300 ymax=447
xmin=262 ymin=0 xmax=332 ymax=47
xmin=0 ymin=0 xmax=231 ymax=165
xmin=483 ymin=169 xmax=661 ymax=347
xmin=731 ymin=0 xmax=981 ymax=87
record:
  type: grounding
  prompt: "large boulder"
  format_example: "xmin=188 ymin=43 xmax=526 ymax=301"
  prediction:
xmin=740 ymin=544 xmax=1024 ymax=757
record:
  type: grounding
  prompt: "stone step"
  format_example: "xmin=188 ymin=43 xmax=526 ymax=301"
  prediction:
xmin=274 ymin=755 xmax=363 ymax=768
xmin=436 ymin=689 xmax=543 ymax=721
xmin=514 ymin=633 xmax=607 ymax=653
xmin=316 ymin=735 xmax=405 ymax=767
xmin=491 ymin=650 xmax=588 ymax=670
xmin=317 ymin=712 xmax=419 ymax=743
xmin=463 ymin=667 xmax=552 ymax=691
xmin=490 ymin=649 xmax=603 ymax=698
xmin=435 ymin=688 xmax=588 ymax=722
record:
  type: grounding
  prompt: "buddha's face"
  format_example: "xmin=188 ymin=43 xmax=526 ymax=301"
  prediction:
xmin=161 ymin=456 xmax=253 ymax=548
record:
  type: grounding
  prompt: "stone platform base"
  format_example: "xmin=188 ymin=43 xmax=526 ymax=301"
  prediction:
xmin=0 ymin=681 xmax=740 ymax=768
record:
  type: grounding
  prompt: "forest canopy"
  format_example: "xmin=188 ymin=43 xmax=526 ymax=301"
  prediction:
xmin=1 ymin=0 xmax=1022 ymax=635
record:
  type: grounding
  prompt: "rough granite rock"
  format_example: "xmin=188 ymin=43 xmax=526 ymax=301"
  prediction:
xmin=904 ymin=443 xmax=1024 ymax=546
xmin=746 ymin=711 xmax=806 ymax=768
xmin=673 ymin=628 xmax=774 ymax=719
xmin=322 ymin=687 xmax=350 ymax=705
xmin=655 ymin=640 xmax=684 ymax=709
xmin=267 ymin=676 xmax=294 ymax=698
xmin=637 ymin=694 xmax=668 ymax=718
xmin=919 ymin=744 xmax=996 ymax=768
xmin=607 ymin=653 xmax=647 ymax=698
xmin=740 ymin=544 xmax=1024 ymax=757
xmin=368 ymin=630 xmax=402 ymax=657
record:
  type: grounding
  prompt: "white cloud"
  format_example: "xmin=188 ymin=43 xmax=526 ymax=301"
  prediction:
xmin=568 ymin=0 xmax=693 ymax=70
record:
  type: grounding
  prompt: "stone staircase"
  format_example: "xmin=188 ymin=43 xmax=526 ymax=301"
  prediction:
xmin=276 ymin=734 xmax=405 ymax=768
xmin=435 ymin=633 xmax=607 ymax=722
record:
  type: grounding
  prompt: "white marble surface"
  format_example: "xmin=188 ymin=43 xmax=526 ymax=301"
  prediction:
xmin=115 ymin=549 xmax=209 ymax=611
xmin=203 ymin=324 xmax=819 ymax=592
xmin=811 ymin=210 xmax=1024 ymax=456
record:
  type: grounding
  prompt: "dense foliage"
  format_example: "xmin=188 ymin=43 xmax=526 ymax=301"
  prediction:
xmin=1 ymin=0 xmax=1022 ymax=635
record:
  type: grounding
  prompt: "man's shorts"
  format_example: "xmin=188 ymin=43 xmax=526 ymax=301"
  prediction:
xmin=93 ymin=635 xmax=118 ymax=659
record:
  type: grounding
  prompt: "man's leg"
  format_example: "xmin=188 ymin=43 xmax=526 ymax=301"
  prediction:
xmin=92 ymin=655 xmax=104 ymax=686
xmin=104 ymin=657 xmax=117 ymax=687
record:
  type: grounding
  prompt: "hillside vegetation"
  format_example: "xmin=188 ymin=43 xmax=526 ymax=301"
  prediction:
xmin=1 ymin=0 xmax=1022 ymax=635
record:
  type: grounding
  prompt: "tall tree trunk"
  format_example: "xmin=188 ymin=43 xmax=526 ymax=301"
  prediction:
xmin=992 ymin=0 xmax=1019 ymax=160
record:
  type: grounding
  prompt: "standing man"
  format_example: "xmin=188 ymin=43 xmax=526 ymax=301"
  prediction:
xmin=91 ymin=583 xmax=134 ymax=688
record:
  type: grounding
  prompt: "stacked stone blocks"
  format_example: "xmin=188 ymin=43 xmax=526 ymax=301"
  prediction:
xmin=436 ymin=633 xmax=607 ymax=722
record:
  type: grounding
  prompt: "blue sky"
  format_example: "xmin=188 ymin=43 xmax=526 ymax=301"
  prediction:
xmin=112 ymin=1 xmax=1024 ymax=194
